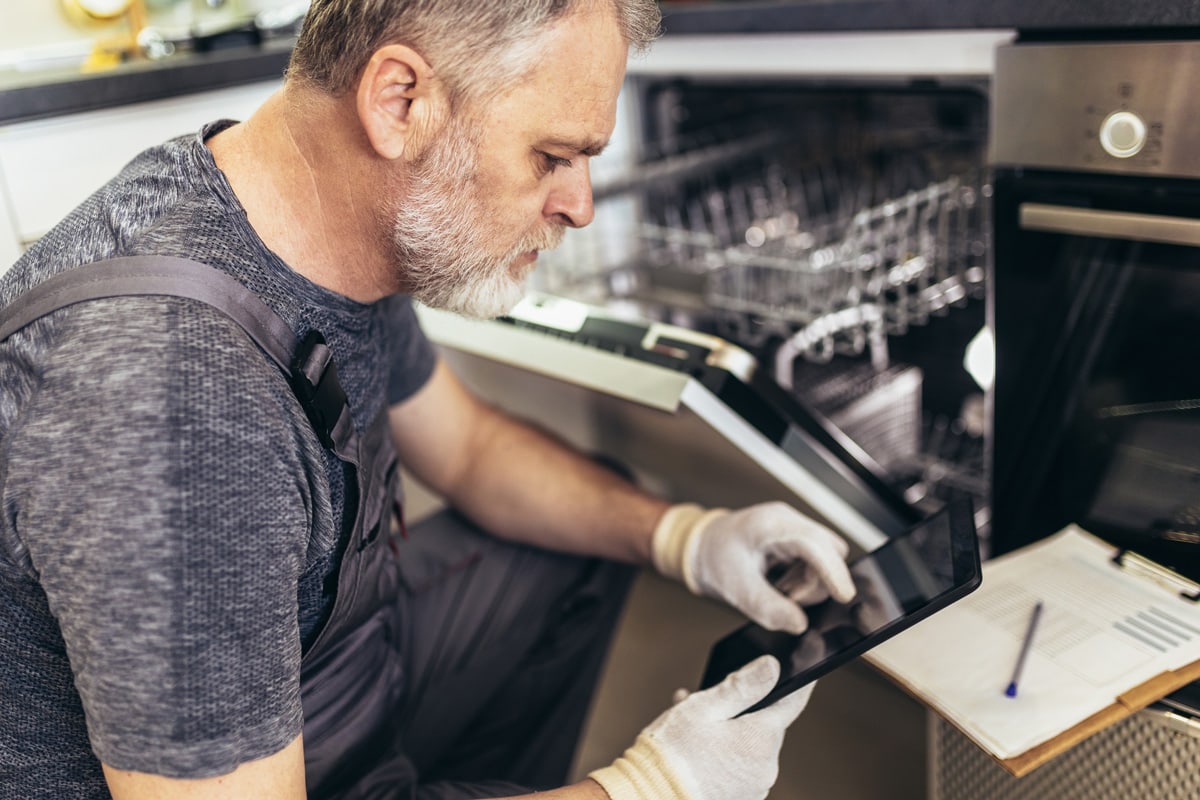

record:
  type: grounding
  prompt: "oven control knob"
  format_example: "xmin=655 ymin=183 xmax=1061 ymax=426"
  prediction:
xmin=1099 ymin=111 xmax=1147 ymax=158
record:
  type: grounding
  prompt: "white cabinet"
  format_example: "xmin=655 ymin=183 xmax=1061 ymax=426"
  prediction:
xmin=0 ymin=79 xmax=279 ymax=275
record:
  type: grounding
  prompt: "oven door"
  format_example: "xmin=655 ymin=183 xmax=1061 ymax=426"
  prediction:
xmin=991 ymin=168 xmax=1200 ymax=577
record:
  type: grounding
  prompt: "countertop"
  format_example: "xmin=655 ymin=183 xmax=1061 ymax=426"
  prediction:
xmin=0 ymin=39 xmax=292 ymax=126
xmin=3 ymin=1 xmax=1199 ymax=126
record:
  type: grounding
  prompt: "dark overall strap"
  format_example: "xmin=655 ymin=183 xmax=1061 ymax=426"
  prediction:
xmin=0 ymin=256 xmax=358 ymax=460
xmin=4 ymin=256 xmax=409 ymax=792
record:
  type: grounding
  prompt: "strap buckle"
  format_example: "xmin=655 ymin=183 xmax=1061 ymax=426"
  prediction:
xmin=291 ymin=330 xmax=349 ymax=451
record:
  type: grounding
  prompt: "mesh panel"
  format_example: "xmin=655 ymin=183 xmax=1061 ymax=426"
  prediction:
xmin=931 ymin=711 xmax=1200 ymax=800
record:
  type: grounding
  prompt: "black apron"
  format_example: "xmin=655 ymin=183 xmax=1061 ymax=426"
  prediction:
xmin=0 ymin=256 xmax=409 ymax=796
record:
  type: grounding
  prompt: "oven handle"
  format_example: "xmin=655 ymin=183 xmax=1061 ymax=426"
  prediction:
xmin=1019 ymin=203 xmax=1200 ymax=248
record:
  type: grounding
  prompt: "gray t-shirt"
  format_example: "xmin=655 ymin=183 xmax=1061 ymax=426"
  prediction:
xmin=0 ymin=121 xmax=436 ymax=797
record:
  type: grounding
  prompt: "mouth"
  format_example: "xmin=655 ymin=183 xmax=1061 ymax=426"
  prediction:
xmin=509 ymin=250 xmax=539 ymax=274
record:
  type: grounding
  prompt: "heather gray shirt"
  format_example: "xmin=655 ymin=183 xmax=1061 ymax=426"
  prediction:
xmin=0 ymin=121 xmax=436 ymax=798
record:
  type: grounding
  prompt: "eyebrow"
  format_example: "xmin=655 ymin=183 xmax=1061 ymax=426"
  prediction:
xmin=540 ymin=137 xmax=609 ymax=158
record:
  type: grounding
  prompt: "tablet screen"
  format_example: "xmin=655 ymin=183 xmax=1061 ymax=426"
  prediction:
xmin=701 ymin=498 xmax=980 ymax=713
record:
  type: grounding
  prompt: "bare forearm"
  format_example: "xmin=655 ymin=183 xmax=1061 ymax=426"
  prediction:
xmin=501 ymin=778 xmax=611 ymax=800
xmin=390 ymin=360 xmax=669 ymax=564
xmin=444 ymin=402 xmax=667 ymax=564
xmin=103 ymin=736 xmax=306 ymax=799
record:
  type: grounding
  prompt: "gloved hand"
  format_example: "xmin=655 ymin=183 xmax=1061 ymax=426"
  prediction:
xmin=651 ymin=501 xmax=856 ymax=634
xmin=589 ymin=655 xmax=810 ymax=800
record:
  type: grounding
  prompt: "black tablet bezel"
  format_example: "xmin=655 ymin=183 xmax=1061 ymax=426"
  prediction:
xmin=701 ymin=497 xmax=981 ymax=715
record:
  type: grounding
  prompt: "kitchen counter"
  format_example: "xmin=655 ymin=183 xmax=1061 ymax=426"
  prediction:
xmin=4 ymin=1 xmax=1200 ymax=126
xmin=0 ymin=38 xmax=292 ymax=126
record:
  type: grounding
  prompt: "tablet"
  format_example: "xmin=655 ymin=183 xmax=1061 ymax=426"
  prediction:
xmin=700 ymin=497 xmax=981 ymax=714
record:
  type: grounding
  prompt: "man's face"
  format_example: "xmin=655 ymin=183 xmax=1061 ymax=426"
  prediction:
xmin=391 ymin=5 xmax=629 ymax=318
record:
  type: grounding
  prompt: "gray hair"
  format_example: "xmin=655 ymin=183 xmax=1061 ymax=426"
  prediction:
xmin=288 ymin=0 xmax=660 ymax=107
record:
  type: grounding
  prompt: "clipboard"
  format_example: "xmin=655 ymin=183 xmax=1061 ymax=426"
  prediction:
xmin=863 ymin=524 xmax=1200 ymax=777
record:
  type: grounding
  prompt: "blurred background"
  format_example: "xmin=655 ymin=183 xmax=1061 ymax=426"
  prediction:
xmin=3 ymin=2 xmax=1200 ymax=798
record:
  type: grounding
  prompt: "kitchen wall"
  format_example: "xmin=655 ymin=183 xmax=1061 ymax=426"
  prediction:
xmin=0 ymin=4 xmax=95 ymax=69
xmin=0 ymin=1 xmax=306 ymax=271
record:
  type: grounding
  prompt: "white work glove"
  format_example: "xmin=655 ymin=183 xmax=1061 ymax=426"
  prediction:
xmin=652 ymin=501 xmax=856 ymax=634
xmin=589 ymin=655 xmax=809 ymax=800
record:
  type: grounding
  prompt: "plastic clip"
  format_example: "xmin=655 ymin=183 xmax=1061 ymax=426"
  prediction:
xmin=291 ymin=330 xmax=349 ymax=451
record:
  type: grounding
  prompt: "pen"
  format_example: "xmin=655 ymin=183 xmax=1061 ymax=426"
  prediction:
xmin=1005 ymin=601 xmax=1043 ymax=698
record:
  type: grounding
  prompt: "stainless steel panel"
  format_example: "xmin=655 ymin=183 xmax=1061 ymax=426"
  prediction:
xmin=436 ymin=344 xmax=880 ymax=555
xmin=420 ymin=311 xmax=902 ymax=552
xmin=992 ymin=41 xmax=1200 ymax=178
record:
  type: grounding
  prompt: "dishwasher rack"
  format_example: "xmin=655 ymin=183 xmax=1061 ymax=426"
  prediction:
xmin=707 ymin=173 xmax=989 ymax=380
xmin=536 ymin=138 xmax=990 ymax=377
xmin=532 ymin=128 xmax=992 ymax=531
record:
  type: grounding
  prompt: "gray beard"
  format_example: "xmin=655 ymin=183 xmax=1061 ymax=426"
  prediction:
xmin=390 ymin=122 xmax=561 ymax=319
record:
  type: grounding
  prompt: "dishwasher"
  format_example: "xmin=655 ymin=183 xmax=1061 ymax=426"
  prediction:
xmin=418 ymin=40 xmax=997 ymax=555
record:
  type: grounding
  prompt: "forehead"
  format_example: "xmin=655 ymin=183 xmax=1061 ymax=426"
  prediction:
xmin=484 ymin=6 xmax=629 ymax=148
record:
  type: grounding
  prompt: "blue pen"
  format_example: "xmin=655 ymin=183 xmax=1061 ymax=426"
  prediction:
xmin=1005 ymin=601 xmax=1044 ymax=698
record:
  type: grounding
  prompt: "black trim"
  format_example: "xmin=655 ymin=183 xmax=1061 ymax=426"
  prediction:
xmin=1014 ymin=26 xmax=1200 ymax=44
xmin=703 ymin=366 xmax=921 ymax=533
xmin=659 ymin=1 xmax=1200 ymax=36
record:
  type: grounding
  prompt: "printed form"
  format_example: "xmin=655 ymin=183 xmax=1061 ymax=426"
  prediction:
xmin=866 ymin=525 xmax=1200 ymax=762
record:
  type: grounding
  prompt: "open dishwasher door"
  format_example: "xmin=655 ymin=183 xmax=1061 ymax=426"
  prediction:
xmin=417 ymin=294 xmax=920 ymax=553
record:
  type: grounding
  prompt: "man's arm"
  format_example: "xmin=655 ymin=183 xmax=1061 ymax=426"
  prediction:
xmin=102 ymin=736 xmax=307 ymax=800
xmin=103 ymin=736 xmax=608 ymax=800
xmin=389 ymin=359 xmax=670 ymax=564
xmin=103 ymin=653 xmax=809 ymax=800
xmin=393 ymin=357 xmax=855 ymax=639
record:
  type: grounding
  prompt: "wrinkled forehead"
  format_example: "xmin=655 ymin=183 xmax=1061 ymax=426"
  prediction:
xmin=477 ymin=4 xmax=629 ymax=148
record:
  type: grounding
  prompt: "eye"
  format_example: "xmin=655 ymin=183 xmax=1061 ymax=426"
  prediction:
xmin=536 ymin=150 xmax=573 ymax=175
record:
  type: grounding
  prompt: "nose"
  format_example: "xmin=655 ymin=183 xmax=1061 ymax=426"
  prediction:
xmin=543 ymin=160 xmax=595 ymax=229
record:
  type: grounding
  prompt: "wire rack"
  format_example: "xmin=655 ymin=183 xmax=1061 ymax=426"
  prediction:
xmin=531 ymin=134 xmax=992 ymax=525
xmin=536 ymin=146 xmax=990 ymax=382
xmin=714 ymin=175 xmax=985 ymax=325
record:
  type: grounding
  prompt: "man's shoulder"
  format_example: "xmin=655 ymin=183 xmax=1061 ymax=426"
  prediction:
xmin=13 ymin=288 xmax=275 ymax=366
xmin=1 ymin=292 xmax=306 ymax=457
xmin=2 ymin=132 xmax=212 ymax=289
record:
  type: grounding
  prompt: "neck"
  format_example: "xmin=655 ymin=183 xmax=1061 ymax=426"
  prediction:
xmin=207 ymin=85 xmax=399 ymax=303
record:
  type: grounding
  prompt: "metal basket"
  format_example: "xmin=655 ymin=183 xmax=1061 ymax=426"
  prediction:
xmin=704 ymin=175 xmax=989 ymax=376
xmin=931 ymin=710 xmax=1200 ymax=800
xmin=535 ymin=146 xmax=989 ymax=377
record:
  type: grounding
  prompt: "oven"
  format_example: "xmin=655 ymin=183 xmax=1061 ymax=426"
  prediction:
xmin=989 ymin=39 xmax=1200 ymax=580
xmin=926 ymin=36 xmax=1200 ymax=800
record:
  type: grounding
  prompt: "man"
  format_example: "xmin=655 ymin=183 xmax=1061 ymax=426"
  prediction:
xmin=0 ymin=1 xmax=857 ymax=798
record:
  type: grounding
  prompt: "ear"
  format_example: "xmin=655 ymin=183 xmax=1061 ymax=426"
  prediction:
xmin=356 ymin=44 xmax=445 ymax=161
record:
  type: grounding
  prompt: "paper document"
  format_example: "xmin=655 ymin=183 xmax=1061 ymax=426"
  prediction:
xmin=866 ymin=525 xmax=1200 ymax=770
